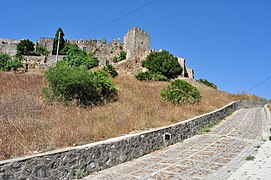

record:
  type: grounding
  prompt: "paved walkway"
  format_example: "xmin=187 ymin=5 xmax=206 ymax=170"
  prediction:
xmin=84 ymin=107 xmax=270 ymax=180
xmin=228 ymin=141 xmax=271 ymax=180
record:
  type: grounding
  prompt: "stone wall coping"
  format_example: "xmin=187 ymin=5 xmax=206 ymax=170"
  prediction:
xmin=0 ymin=101 xmax=237 ymax=165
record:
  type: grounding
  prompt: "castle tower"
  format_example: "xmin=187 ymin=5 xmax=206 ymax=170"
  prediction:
xmin=123 ymin=27 xmax=150 ymax=62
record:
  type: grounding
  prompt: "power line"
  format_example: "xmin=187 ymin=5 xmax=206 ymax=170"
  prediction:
xmin=83 ymin=0 xmax=159 ymax=35
xmin=246 ymin=75 xmax=271 ymax=92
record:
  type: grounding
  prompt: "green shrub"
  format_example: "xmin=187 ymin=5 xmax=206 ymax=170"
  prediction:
xmin=103 ymin=65 xmax=118 ymax=78
xmin=16 ymin=39 xmax=35 ymax=55
xmin=63 ymin=48 xmax=99 ymax=69
xmin=197 ymin=79 xmax=217 ymax=89
xmin=142 ymin=50 xmax=182 ymax=79
xmin=113 ymin=51 xmax=126 ymax=62
xmin=35 ymin=44 xmax=50 ymax=56
xmin=41 ymin=87 xmax=55 ymax=101
xmin=160 ymin=80 xmax=201 ymax=104
xmin=135 ymin=71 xmax=169 ymax=81
xmin=0 ymin=54 xmax=23 ymax=71
xmin=60 ymin=42 xmax=79 ymax=55
xmin=0 ymin=54 xmax=11 ymax=69
xmin=119 ymin=51 xmax=126 ymax=61
xmin=44 ymin=61 xmax=117 ymax=105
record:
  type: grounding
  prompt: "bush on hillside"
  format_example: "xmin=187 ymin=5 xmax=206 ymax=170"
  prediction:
xmin=141 ymin=50 xmax=182 ymax=79
xmin=0 ymin=54 xmax=23 ymax=71
xmin=60 ymin=42 xmax=79 ymax=55
xmin=35 ymin=44 xmax=50 ymax=56
xmin=43 ymin=61 xmax=118 ymax=105
xmin=103 ymin=65 xmax=118 ymax=78
xmin=160 ymin=80 xmax=201 ymax=104
xmin=135 ymin=71 xmax=169 ymax=81
xmin=63 ymin=48 xmax=99 ymax=69
xmin=197 ymin=79 xmax=217 ymax=89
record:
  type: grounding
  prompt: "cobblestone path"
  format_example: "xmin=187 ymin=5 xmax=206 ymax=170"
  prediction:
xmin=84 ymin=107 xmax=269 ymax=180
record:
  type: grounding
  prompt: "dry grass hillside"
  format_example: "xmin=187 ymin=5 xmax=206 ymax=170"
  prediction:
xmin=0 ymin=72 xmax=259 ymax=160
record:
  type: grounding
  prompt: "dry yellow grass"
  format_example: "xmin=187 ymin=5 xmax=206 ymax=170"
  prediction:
xmin=0 ymin=71 xmax=255 ymax=160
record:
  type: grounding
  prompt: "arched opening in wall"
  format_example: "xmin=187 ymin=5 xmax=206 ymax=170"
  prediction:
xmin=141 ymin=42 xmax=144 ymax=45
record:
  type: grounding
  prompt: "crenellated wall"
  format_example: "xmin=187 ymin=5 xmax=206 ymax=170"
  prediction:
xmin=0 ymin=38 xmax=20 ymax=56
xmin=124 ymin=27 xmax=150 ymax=62
xmin=0 ymin=100 xmax=265 ymax=180
xmin=0 ymin=27 xmax=194 ymax=78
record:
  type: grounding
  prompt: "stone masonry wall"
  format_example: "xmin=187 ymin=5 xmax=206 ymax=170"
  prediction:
xmin=0 ymin=100 xmax=265 ymax=180
xmin=186 ymin=68 xmax=194 ymax=79
xmin=124 ymin=27 xmax=150 ymax=62
xmin=0 ymin=38 xmax=20 ymax=56
xmin=39 ymin=38 xmax=54 ymax=55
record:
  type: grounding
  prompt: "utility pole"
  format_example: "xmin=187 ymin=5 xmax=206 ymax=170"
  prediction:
xmin=56 ymin=31 xmax=61 ymax=62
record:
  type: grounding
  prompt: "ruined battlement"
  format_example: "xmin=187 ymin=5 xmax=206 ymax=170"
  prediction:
xmin=0 ymin=38 xmax=19 ymax=56
xmin=124 ymin=27 xmax=150 ymax=61
xmin=67 ymin=38 xmax=122 ymax=45
xmin=0 ymin=38 xmax=20 ymax=44
xmin=127 ymin=26 xmax=148 ymax=35
xmin=0 ymin=27 xmax=194 ymax=79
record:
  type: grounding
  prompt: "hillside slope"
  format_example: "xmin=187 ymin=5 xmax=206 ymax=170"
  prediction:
xmin=0 ymin=72 xmax=253 ymax=160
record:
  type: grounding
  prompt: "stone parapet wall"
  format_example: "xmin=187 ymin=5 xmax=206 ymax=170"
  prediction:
xmin=0 ymin=38 xmax=19 ymax=56
xmin=22 ymin=55 xmax=64 ymax=70
xmin=0 ymin=100 xmax=264 ymax=179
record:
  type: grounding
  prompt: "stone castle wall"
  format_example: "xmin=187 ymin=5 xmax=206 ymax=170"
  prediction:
xmin=39 ymin=38 xmax=54 ymax=55
xmin=124 ymin=27 xmax=150 ymax=62
xmin=39 ymin=38 xmax=124 ymax=66
xmin=0 ymin=38 xmax=20 ymax=56
xmin=186 ymin=68 xmax=194 ymax=79
xmin=0 ymin=100 xmax=265 ymax=179
xmin=69 ymin=39 xmax=124 ymax=66
xmin=22 ymin=55 xmax=65 ymax=70
xmin=0 ymin=27 xmax=194 ymax=78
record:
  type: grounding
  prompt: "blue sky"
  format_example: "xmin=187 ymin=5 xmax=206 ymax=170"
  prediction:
xmin=1 ymin=0 xmax=271 ymax=99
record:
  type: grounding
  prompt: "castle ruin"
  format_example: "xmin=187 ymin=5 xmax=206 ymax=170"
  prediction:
xmin=0 ymin=27 xmax=194 ymax=78
xmin=0 ymin=38 xmax=19 ymax=56
xmin=124 ymin=27 xmax=150 ymax=61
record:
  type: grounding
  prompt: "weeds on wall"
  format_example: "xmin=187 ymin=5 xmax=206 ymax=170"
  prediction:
xmin=197 ymin=118 xmax=220 ymax=135
xmin=113 ymin=50 xmax=126 ymax=62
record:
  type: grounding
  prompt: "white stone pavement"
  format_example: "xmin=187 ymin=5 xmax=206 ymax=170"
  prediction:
xmin=228 ymin=105 xmax=271 ymax=180
xmin=228 ymin=141 xmax=271 ymax=180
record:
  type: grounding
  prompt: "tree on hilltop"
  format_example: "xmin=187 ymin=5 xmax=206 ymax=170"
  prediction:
xmin=16 ymin=39 xmax=35 ymax=56
xmin=52 ymin=28 xmax=65 ymax=55
xmin=142 ymin=50 xmax=182 ymax=79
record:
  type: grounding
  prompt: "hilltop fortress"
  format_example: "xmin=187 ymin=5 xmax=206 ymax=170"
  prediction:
xmin=0 ymin=27 xmax=194 ymax=78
